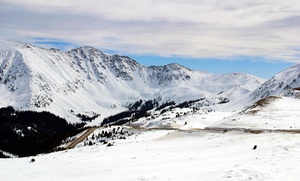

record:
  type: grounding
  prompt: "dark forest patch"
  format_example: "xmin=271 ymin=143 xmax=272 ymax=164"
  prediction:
xmin=0 ymin=106 xmax=85 ymax=157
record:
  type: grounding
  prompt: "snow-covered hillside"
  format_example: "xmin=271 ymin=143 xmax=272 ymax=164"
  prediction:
xmin=212 ymin=96 xmax=300 ymax=130
xmin=251 ymin=63 xmax=300 ymax=101
xmin=207 ymin=62 xmax=300 ymax=130
xmin=0 ymin=40 xmax=265 ymax=124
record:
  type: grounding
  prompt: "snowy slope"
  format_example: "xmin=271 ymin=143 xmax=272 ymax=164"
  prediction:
xmin=1 ymin=129 xmax=300 ymax=180
xmin=209 ymin=63 xmax=300 ymax=130
xmin=212 ymin=96 xmax=300 ymax=130
xmin=251 ymin=63 xmax=300 ymax=101
xmin=0 ymin=40 xmax=264 ymax=124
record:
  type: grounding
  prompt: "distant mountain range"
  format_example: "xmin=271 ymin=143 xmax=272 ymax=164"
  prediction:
xmin=2 ymin=39 xmax=299 ymax=125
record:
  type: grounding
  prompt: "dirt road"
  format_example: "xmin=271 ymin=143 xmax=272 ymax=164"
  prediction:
xmin=65 ymin=127 xmax=99 ymax=149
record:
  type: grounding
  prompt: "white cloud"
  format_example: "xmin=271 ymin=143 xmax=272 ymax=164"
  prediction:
xmin=0 ymin=0 xmax=300 ymax=62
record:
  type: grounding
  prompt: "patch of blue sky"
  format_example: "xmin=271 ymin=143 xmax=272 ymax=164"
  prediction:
xmin=129 ymin=55 xmax=294 ymax=79
xmin=32 ymin=38 xmax=77 ymax=50
xmin=99 ymin=48 xmax=120 ymax=55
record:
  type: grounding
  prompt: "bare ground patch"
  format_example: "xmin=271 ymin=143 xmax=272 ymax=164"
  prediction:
xmin=244 ymin=96 xmax=282 ymax=115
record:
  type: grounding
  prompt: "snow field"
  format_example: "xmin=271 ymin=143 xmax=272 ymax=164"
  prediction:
xmin=1 ymin=129 xmax=300 ymax=180
xmin=131 ymin=107 xmax=233 ymax=131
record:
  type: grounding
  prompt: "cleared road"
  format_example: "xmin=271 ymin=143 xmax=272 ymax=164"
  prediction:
xmin=65 ymin=127 xmax=98 ymax=149
xmin=64 ymin=126 xmax=300 ymax=150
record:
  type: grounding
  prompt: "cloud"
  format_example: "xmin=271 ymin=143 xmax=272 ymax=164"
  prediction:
xmin=0 ymin=0 xmax=300 ymax=62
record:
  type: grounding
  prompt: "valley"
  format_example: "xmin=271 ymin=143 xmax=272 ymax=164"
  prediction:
xmin=1 ymin=40 xmax=300 ymax=180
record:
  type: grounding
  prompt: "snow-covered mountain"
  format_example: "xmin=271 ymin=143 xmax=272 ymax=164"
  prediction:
xmin=0 ymin=40 xmax=264 ymax=124
xmin=208 ymin=62 xmax=300 ymax=130
xmin=251 ymin=63 xmax=300 ymax=101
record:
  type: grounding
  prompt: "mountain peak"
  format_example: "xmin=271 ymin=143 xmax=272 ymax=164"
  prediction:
xmin=164 ymin=63 xmax=192 ymax=71
xmin=0 ymin=40 xmax=265 ymax=124
xmin=250 ymin=63 xmax=300 ymax=101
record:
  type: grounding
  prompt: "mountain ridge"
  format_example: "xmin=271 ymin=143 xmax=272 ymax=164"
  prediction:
xmin=250 ymin=63 xmax=300 ymax=101
xmin=0 ymin=39 xmax=265 ymax=124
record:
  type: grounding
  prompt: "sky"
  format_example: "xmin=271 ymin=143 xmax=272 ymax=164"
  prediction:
xmin=0 ymin=0 xmax=300 ymax=78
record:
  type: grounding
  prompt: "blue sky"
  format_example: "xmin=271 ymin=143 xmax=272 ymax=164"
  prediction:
xmin=130 ymin=55 xmax=294 ymax=79
xmin=0 ymin=0 xmax=299 ymax=79
xmin=33 ymin=40 xmax=294 ymax=79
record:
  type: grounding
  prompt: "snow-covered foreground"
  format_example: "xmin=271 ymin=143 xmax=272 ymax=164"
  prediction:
xmin=1 ymin=129 xmax=300 ymax=181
